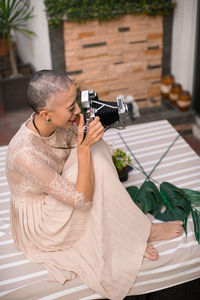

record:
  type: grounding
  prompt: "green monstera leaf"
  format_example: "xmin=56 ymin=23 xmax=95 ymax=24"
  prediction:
xmin=181 ymin=188 xmax=200 ymax=243
xmin=126 ymin=181 xmax=200 ymax=243
xmin=191 ymin=208 xmax=200 ymax=243
xmin=153 ymin=182 xmax=191 ymax=222
xmin=127 ymin=180 xmax=162 ymax=214
xmin=181 ymin=188 xmax=200 ymax=206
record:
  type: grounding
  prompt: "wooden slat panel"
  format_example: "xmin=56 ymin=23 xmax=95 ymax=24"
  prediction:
xmin=63 ymin=15 xmax=163 ymax=108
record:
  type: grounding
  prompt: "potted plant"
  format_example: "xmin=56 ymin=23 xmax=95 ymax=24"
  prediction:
xmin=0 ymin=0 xmax=34 ymax=76
xmin=0 ymin=0 xmax=34 ymax=112
xmin=112 ymin=148 xmax=133 ymax=182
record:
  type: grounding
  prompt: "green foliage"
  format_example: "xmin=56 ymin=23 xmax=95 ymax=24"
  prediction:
xmin=0 ymin=0 xmax=34 ymax=76
xmin=181 ymin=188 xmax=200 ymax=207
xmin=127 ymin=181 xmax=162 ymax=213
xmin=0 ymin=0 xmax=34 ymax=38
xmin=182 ymin=188 xmax=200 ymax=242
xmin=153 ymin=182 xmax=191 ymax=221
xmin=44 ymin=0 xmax=175 ymax=27
xmin=112 ymin=148 xmax=132 ymax=173
xmin=191 ymin=208 xmax=200 ymax=243
xmin=127 ymin=181 xmax=200 ymax=243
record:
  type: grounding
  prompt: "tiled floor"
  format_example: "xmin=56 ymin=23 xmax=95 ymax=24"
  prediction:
xmin=0 ymin=108 xmax=200 ymax=156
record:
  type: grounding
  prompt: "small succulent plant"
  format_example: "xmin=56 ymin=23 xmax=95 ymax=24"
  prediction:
xmin=112 ymin=148 xmax=132 ymax=173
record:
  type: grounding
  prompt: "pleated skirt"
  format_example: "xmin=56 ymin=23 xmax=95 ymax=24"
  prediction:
xmin=10 ymin=140 xmax=151 ymax=300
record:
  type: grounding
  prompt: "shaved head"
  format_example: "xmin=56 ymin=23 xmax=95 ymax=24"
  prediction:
xmin=26 ymin=70 xmax=73 ymax=113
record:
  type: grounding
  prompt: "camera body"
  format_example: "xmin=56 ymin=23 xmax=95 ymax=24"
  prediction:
xmin=81 ymin=90 xmax=128 ymax=131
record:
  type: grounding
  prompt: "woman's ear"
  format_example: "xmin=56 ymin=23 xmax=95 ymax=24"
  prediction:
xmin=39 ymin=110 xmax=52 ymax=123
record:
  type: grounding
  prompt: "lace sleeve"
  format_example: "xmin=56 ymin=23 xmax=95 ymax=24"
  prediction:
xmin=14 ymin=150 xmax=92 ymax=210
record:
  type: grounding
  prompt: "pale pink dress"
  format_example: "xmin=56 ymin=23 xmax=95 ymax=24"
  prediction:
xmin=6 ymin=115 xmax=151 ymax=300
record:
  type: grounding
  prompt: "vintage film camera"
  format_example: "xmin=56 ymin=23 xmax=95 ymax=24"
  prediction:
xmin=81 ymin=90 xmax=134 ymax=139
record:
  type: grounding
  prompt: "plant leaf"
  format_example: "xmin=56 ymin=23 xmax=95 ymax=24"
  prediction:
xmin=0 ymin=0 xmax=34 ymax=37
xmin=126 ymin=180 xmax=200 ymax=243
xmin=183 ymin=217 xmax=188 ymax=236
xmin=153 ymin=182 xmax=191 ymax=221
xmin=12 ymin=26 xmax=35 ymax=36
xmin=126 ymin=186 xmax=139 ymax=204
xmin=127 ymin=180 xmax=162 ymax=213
xmin=191 ymin=208 xmax=200 ymax=243
xmin=181 ymin=188 xmax=200 ymax=205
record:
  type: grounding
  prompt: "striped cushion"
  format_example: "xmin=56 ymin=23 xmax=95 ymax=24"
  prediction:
xmin=0 ymin=120 xmax=200 ymax=299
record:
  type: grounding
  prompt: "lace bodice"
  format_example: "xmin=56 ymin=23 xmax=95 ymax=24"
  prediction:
xmin=6 ymin=116 xmax=92 ymax=210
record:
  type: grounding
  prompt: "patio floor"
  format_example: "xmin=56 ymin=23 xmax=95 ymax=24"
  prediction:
xmin=0 ymin=108 xmax=200 ymax=156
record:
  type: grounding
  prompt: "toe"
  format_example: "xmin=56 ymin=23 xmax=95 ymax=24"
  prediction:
xmin=176 ymin=220 xmax=183 ymax=225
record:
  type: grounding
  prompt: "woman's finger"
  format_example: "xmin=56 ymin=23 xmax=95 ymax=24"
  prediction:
xmin=88 ymin=123 xmax=104 ymax=138
xmin=88 ymin=117 xmax=102 ymax=131
xmin=88 ymin=125 xmax=104 ymax=141
xmin=89 ymin=116 xmax=100 ymax=126
xmin=95 ymin=124 xmax=104 ymax=135
xmin=77 ymin=115 xmax=104 ymax=146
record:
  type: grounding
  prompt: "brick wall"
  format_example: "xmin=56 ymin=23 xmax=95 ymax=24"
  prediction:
xmin=63 ymin=14 xmax=163 ymax=108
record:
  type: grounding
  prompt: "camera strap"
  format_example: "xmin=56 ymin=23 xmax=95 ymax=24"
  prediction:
xmin=32 ymin=114 xmax=77 ymax=150
xmin=81 ymin=118 xmax=90 ymax=144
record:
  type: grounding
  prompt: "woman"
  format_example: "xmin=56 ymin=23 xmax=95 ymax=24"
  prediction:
xmin=6 ymin=70 xmax=183 ymax=300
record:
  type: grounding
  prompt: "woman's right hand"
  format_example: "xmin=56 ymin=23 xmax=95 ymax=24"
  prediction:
xmin=77 ymin=114 xmax=104 ymax=147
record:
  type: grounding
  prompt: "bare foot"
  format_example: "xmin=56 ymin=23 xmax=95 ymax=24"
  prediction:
xmin=148 ymin=221 xmax=184 ymax=242
xmin=144 ymin=243 xmax=159 ymax=261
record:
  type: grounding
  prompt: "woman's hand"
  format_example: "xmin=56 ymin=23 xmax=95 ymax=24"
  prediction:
xmin=77 ymin=114 xmax=104 ymax=147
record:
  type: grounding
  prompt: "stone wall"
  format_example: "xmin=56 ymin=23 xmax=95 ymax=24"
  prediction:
xmin=63 ymin=14 xmax=163 ymax=107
